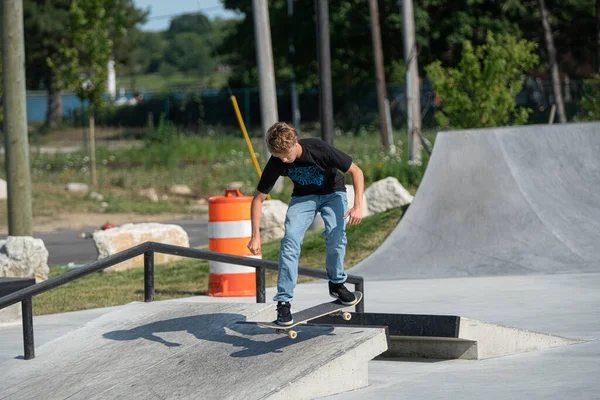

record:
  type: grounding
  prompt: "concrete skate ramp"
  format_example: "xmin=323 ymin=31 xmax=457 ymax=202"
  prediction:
xmin=350 ymin=122 xmax=600 ymax=280
xmin=0 ymin=301 xmax=387 ymax=400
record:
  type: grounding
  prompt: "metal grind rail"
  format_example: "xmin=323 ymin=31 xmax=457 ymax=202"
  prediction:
xmin=0 ymin=241 xmax=365 ymax=360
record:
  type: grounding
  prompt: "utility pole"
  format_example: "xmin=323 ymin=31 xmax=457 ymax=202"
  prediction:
xmin=252 ymin=0 xmax=279 ymax=161
xmin=315 ymin=0 xmax=334 ymax=145
xmin=252 ymin=0 xmax=283 ymax=192
xmin=288 ymin=0 xmax=300 ymax=132
xmin=1 ymin=0 xmax=32 ymax=236
xmin=368 ymin=0 xmax=393 ymax=152
xmin=401 ymin=0 xmax=422 ymax=163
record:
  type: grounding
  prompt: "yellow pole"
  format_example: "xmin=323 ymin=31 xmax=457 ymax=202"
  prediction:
xmin=230 ymin=95 xmax=271 ymax=200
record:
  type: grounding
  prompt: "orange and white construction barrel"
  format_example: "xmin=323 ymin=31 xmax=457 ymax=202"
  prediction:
xmin=207 ymin=188 xmax=258 ymax=296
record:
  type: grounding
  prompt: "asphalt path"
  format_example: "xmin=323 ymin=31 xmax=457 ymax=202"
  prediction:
xmin=0 ymin=218 xmax=210 ymax=267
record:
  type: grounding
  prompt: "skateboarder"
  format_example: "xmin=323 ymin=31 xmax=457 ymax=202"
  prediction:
xmin=247 ymin=122 xmax=364 ymax=326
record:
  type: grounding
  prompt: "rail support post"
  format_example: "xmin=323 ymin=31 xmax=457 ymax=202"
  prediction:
xmin=22 ymin=296 xmax=34 ymax=360
xmin=256 ymin=266 xmax=266 ymax=303
xmin=144 ymin=250 xmax=155 ymax=302
xmin=355 ymin=279 xmax=364 ymax=313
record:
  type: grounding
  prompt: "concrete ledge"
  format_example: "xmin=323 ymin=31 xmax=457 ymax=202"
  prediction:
xmin=387 ymin=336 xmax=477 ymax=360
xmin=0 ymin=301 xmax=387 ymax=400
xmin=268 ymin=327 xmax=388 ymax=399
xmin=459 ymin=317 xmax=584 ymax=359
xmin=313 ymin=312 xmax=584 ymax=360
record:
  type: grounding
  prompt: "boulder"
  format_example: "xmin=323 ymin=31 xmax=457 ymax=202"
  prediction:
xmin=139 ymin=188 xmax=159 ymax=203
xmin=0 ymin=179 xmax=6 ymax=200
xmin=365 ymin=177 xmax=413 ymax=214
xmin=169 ymin=184 xmax=192 ymax=196
xmin=65 ymin=182 xmax=89 ymax=194
xmin=0 ymin=237 xmax=49 ymax=324
xmin=0 ymin=236 xmax=49 ymax=281
xmin=90 ymin=191 xmax=104 ymax=201
xmin=93 ymin=223 xmax=190 ymax=272
xmin=260 ymin=200 xmax=288 ymax=241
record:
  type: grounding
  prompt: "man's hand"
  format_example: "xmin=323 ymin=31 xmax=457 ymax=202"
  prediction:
xmin=247 ymin=236 xmax=262 ymax=255
xmin=344 ymin=163 xmax=364 ymax=226
xmin=344 ymin=206 xmax=363 ymax=226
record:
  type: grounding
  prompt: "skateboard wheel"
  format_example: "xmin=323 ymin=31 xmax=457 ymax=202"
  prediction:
xmin=342 ymin=312 xmax=352 ymax=321
xmin=288 ymin=330 xmax=297 ymax=339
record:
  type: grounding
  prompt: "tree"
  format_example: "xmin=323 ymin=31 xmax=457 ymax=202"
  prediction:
xmin=163 ymin=32 xmax=214 ymax=76
xmin=23 ymin=0 xmax=146 ymax=128
xmin=165 ymin=12 xmax=211 ymax=38
xmin=539 ymin=0 xmax=566 ymax=123
xmin=221 ymin=0 xmax=406 ymax=90
xmin=417 ymin=0 xmax=526 ymax=67
xmin=0 ymin=43 xmax=3 ymax=128
xmin=581 ymin=74 xmax=600 ymax=120
xmin=425 ymin=32 xmax=539 ymax=129
xmin=23 ymin=0 xmax=71 ymax=128
xmin=48 ymin=0 xmax=121 ymax=185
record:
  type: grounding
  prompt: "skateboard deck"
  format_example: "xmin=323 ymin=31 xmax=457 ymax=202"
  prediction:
xmin=250 ymin=291 xmax=363 ymax=339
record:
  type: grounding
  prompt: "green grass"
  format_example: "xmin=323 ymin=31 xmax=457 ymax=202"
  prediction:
xmin=0 ymin=129 xmax=432 ymax=227
xmin=32 ymin=207 xmax=405 ymax=315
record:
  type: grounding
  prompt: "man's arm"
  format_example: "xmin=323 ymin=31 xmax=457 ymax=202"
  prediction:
xmin=344 ymin=162 xmax=364 ymax=225
xmin=248 ymin=190 xmax=268 ymax=255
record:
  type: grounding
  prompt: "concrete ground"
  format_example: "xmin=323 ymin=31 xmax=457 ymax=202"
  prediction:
xmin=2 ymin=273 xmax=598 ymax=399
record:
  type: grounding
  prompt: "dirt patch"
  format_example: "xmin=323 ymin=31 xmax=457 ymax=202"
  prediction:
xmin=0 ymin=212 xmax=205 ymax=234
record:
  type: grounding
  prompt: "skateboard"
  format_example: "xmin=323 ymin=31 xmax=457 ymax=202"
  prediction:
xmin=250 ymin=291 xmax=363 ymax=339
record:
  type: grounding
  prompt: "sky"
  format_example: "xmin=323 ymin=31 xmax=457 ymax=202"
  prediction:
xmin=133 ymin=0 xmax=241 ymax=31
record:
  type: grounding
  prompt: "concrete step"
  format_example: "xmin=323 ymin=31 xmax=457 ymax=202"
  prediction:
xmin=313 ymin=313 xmax=583 ymax=360
xmin=0 ymin=301 xmax=387 ymax=400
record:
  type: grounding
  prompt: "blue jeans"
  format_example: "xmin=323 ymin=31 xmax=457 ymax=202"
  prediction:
xmin=274 ymin=192 xmax=348 ymax=302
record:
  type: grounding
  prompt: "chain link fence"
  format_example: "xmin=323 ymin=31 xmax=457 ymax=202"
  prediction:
xmin=24 ymin=77 xmax=595 ymax=136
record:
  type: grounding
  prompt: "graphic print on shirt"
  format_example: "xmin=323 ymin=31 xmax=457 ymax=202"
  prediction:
xmin=288 ymin=166 xmax=324 ymax=186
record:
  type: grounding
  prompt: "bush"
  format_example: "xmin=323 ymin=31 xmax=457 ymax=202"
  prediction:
xmin=581 ymin=74 xmax=600 ymax=121
xmin=425 ymin=31 xmax=539 ymax=129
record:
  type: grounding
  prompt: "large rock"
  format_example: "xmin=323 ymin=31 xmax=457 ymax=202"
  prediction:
xmin=169 ymin=184 xmax=192 ymax=196
xmin=0 ymin=237 xmax=49 ymax=324
xmin=65 ymin=182 xmax=89 ymax=194
xmin=260 ymin=200 xmax=288 ymax=241
xmin=365 ymin=177 xmax=414 ymax=214
xmin=0 ymin=236 xmax=49 ymax=281
xmin=139 ymin=188 xmax=159 ymax=203
xmin=93 ymin=223 xmax=190 ymax=272
xmin=0 ymin=179 xmax=6 ymax=200
xmin=345 ymin=184 xmax=371 ymax=217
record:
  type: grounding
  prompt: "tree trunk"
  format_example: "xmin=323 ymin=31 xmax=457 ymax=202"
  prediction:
xmin=539 ymin=0 xmax=567 ymax=123
xmin=89 ymin=107 xmax=97 ymax=186
xmin=2 ymin=0 xmax=33 ymax=236
xmin=597 ymin=0 xmax=600 ymax=73
xmin=403 ymin=0 xmax=423 ymax=162
xmin=368 ymin=0 xmax=392 ymax=152
xmin=45 ymin=72 xmax=63 ymax=128
xmin=46 ymin=91 xmax=63 ymax=128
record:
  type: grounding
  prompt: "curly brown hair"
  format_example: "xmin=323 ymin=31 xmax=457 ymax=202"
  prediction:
xmin=266 ymin=122 xmax=298 ymax=153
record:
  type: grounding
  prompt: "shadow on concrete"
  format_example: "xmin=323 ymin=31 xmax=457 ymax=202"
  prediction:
xmin=102 ymin=313 xmax=335 ymax=358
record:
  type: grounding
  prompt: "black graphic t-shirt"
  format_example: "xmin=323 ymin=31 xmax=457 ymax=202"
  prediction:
xmin=257 ymin=138 xmax=353 ymax=197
